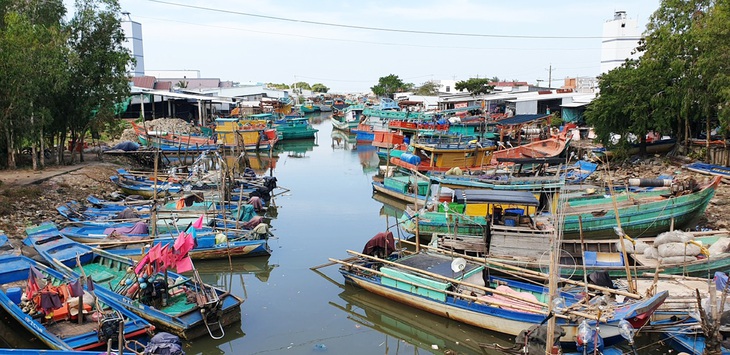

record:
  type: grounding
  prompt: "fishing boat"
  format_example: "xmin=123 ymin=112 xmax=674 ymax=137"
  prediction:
xmin=429 ymin=228 xmax=730 ymax=279
xmin=561 ymin=176 xmax=721 ymax=239
xmin=490 ymin=134 xmax=571 ymax=166
xmin=371 ymin=170 xmax=431 ymax=207
xmin=685 ymin=162 xmax=730 ymax=179
xmin=132 ymin=122 xmax=215 ymax=146
xmin=331 ymin=104 xmax=364 ymax=131
xmin=389 ymin=139 xmax=496 ymax=173
xmin=272 ymin=116 xmax=318 ymax=140
xmin=25 ymin=222 xmax=244 ymax=340
xmin=213 ymin=117 xmax=278 ymax=151
xmin=592 ymin=137 xmax=677 ymax=160
xmin=59 ymin=221 xmax=272 ymax=260
xmin=402 ymin=176 xmax=722 ymax=241
xmin=0 ymin=254 xmax=153 ymax=351
xmin=328 ymin=245 xmax=668 ymax=347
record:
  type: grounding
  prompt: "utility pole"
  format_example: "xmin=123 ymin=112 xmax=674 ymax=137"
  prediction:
xmin=546 ymin=64 xmax=555 ymax=89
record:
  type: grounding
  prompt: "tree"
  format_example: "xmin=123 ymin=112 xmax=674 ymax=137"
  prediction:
xmin=267 ymin=83 xmax=289 ymax=90
xmin=292 ymin=81 xmax=311 ymax=92
xmin=311 ymin=83 xmax=329 ymax=93
xmin=0 ymin=0 xmax=67 ymax=169
xmin=56 ymin=0 xmax=132 ymax=163
xmin=371 ymin=74 xmax=410 ymax=99
xmin=415 ymin=80 xmax=439 ymax=95
xmin=455 ymin=78 xmax=494 ymax=96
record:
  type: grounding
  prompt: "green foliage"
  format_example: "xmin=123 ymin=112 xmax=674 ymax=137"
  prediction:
xmin=455 ymin=78 xmax=494 ymax=96
xmin=311 ymin=83 xmax=329 ymax=93
xmin=267 ymin=83 xmax=290 ymax=90
xmin=587 ymin=0 xmax=730 ymax=158
xmin=415 ymin=80 xmax=439 ymax=95
xmin=104 ymin=118 xmax=129 ymax=140
xmin=371 ymin=74 xmax=410 ymax=99
xmin=292 ymin=82 xmax=311 ymax=91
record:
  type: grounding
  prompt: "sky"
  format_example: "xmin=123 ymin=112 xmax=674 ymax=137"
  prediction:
xmin=70 ymin=0 xmax=662 ymax=93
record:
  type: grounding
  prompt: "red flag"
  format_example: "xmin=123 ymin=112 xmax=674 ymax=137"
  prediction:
xmin=26 ymin=267 xmax=40 ymax=300
xmin=192 ymin=214 xmax=205 ymax=229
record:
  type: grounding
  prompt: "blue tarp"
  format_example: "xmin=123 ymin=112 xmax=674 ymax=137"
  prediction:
xmin=113 ymin=141 xmax=139 ymax=151
xmin=497 ymin=114 xmax=550 ymax=126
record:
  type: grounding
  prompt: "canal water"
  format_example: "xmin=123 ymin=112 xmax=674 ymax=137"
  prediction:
xmin=0 ymin=113 xmax=672 ymax=354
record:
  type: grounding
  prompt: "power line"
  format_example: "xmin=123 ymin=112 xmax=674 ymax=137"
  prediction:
xmin=148 ymin=0 xmax=611 ymax=40
xmin=133 ymin=15 xmax=601 ymax=51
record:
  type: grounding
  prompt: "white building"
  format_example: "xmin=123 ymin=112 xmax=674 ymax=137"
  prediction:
xmin=600 ymin=11 xmax=642 ymax=74
xmin=120 ymin=12 xmax=145 ymax=77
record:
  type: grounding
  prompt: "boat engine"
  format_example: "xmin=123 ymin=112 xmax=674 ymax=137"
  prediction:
xmin=98 ymin=311 xmax=124 ymax=344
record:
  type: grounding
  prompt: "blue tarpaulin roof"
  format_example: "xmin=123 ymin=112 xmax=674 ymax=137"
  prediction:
xmin=452 ymin=189 xmax=540 ymax=206
xmin=497 ymin=114 xmax=550 ymax=126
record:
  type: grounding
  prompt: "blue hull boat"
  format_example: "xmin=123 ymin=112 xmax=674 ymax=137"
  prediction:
xmin=0 ymin=254 xmax=153 ymax=351
xmin=25 ymin=222 xmax=244 ymax=340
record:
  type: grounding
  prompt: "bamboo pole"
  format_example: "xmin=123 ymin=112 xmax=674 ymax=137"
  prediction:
xmin=398 ymin=239 xmax=643 ymax=300
xmin=334 ymin=253 xmax=605 ymax=322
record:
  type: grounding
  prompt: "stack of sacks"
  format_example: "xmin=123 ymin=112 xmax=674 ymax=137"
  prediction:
xmin=707 ymin=234 xmax=730 ymax=256
xmin=642 ymin=230 xmax=699 ymax=264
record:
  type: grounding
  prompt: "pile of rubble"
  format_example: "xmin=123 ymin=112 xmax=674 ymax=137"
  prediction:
xmin=118 ymin=118 xmax=202 ymax=143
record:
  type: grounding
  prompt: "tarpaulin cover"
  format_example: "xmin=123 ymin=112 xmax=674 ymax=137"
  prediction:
xmin=362 ymin=231 xmax=395 ymax=257
xmin=497 ymin=114 xmax=550 ymax=126
xmin=452 ymin=189 xmax=539 ymax=206
xmin=104 ymin=221 xmax=149 ymax=236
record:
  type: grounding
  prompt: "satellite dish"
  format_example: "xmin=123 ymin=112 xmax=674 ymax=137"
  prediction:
xmin=451 ymin=258 xmax=467 ymax=273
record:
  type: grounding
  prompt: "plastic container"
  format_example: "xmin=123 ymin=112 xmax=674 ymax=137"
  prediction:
xmin=6 ymin=287 xmax=22 ymax=304
xmin=504 ymin=208 xmax=525 ymax=216
xmin=503 ymin=218 xmax=517 ymax=227
xmin=399 ymin=153 xmax=421 ymax=166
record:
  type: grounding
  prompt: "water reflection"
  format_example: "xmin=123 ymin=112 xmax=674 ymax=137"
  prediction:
xmin=329 ymin=282 xmax=514 ymax=355
xmin=357 ymin=144 xmax=380 ymax=174
xmin=196 ymin=256 xmax=278 ymax=284
xmin=330 ymin=129 xmax=357 ymax=151
xmin=275 ymin=138 xmax=318 ymax=158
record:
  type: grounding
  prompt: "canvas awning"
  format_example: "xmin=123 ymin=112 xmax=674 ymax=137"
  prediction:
xmin=452 ymin=189 xmax=540 ymax=206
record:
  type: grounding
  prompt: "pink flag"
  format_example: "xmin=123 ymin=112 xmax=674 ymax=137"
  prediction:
xmin=174 ymin=231 xmax=187 ymax=251
xmin=134 ymin=254 xmax=150 ymax=274
xmin=174 ymin=232 xmax=195 ymax=256
xmin=148 ymin=243 xmax=161 ymax=262
xmin=175 ymin=254 xmax=194 ymax=273
xmin=192 ymin=214 xmax=205 ymax=229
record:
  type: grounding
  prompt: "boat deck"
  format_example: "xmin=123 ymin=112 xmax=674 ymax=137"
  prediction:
xmin=76 ymin=263 xmax=196 ymax=316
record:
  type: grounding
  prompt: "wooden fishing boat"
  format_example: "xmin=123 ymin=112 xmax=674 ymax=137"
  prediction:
xmin=402 ymin=176 xmax=722 ymax=241
xmin=389 ymin=140 xmax=496 ymax=173
xmin=59 ymin=222 xmax=272 ymax=260
xmin=213 ymin=118 xmax=278 ymax=151
xmin=685 ymin=161 xmax=730 ymax=179
xmin=592 ymin=138 xmax=677 ymax=160
xmin=0 ymin=254 xmax=153 ymax=351
xmin=110 ymin=175 xmax=182 ymax=198
xmin=272 ymin=116 xmax=318 ymax=140
xmin=132 ymin=122 xmax=215 ymax=146
xmin=331 ymin=104 xmax=363 ymax=131
xmin=25 ymin=222 xmax=244 ymax=340
xmin=561 ymin=176 xmax=721 ymax=239
xmin=430 ymin=228 xmax=730 ymax=279
xmin=491 ymin=134 xmax=571 ymax=166
xmin=653 ymin=317 xmax=730 ymax=355
xmin=329 ymin=247 xmax=668 ymax=347
xmin=371 ymin=171 xmax=431 ymax=207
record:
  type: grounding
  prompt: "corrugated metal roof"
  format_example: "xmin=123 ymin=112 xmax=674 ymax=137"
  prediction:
xmin=134 ymin=88 xmax=236 ymax=104
xmin=154 ymin=81 xmax=172 ymax=90
xmin=131 ymin=76 xmax=156 ymax=89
